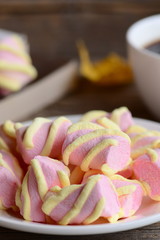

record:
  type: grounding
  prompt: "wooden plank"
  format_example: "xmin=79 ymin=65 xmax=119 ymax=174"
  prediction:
xmin=1 ymin=222 xmax=160 ymax=240
xmin=0 ymin=13 xmax=149 ymax=79
xmin=0 ymin=0 xmax=160 ymax=14
xmin=33 ymin=80 xmax=156 ymax=122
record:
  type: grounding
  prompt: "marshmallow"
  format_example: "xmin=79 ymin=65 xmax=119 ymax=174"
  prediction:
xmin=0 ymin=150 xmax=23 ymax=210
xmin=42 ymin=174 xmax=121 ymax=225
xmin=0 ymin=33 xmax=37 ymax=95
xmin=111 ymin=175 xmax=144 ymax=217
xmin=16 ymin=117 xmax=72 ymax=164
xmin=16 ymin=155 xmax=70 ymax=222
xmin=109 ymin=107 xmax=134 ymax=132
xmin=132 ymin=148 xmax=160 ymax=201
xmin=62 ymin=122 xmax=131 ymax=175
xmin=80 ymin=110 xmax=108 ymax=122
xmin=131 ymin=131 xmax=160 ymax=159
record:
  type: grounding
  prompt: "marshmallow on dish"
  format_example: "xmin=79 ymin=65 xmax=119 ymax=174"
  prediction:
xmin=80 ymin=107 xmax=134 ymax=132
xmin=42 ymin=174 xmax=121 ymax=225
xmin=62 ymin=121 xmax=131 ymax=175
xmin=125 ymin=124 xmax=146 ymax=139
xmin=96 ymin=117 xmax=120 ymax=130
xmin=16 ymin=117 xmax=72 ymax=164
xmin=80 ymin=110 xmax=108 ymax=122
xmin=0 ymin=120 xmax=22 ymax=156
xmin=16 ymin=155 xmax=70 ymax=222
xmin=111 ymin=175 xmax=144 ymax=218
xmin=0 ymin=149 xmax=23 ymax=210
xmin=109 ymin=107 xmax=134 ymax=132
xmin=0 ymin=30 xmax=37 ymax=95
xmin=82 ymin=171 xmax=144 ymax=217
xmin=131 ymin=131 xmax=160 ymax=159
xmin=132 ymin=148 xmax=160 ymax=201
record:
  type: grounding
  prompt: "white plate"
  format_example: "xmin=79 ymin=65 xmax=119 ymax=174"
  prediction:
xmin=0 ymin=115 xmax=160 ymax=235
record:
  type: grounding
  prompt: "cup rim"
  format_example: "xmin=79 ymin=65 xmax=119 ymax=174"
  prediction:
xmin=126 ymin=14 xmax=160 ymax=60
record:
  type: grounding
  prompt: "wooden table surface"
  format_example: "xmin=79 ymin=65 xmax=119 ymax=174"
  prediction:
xmin=0 ymin=0 xmax=160 ymax=239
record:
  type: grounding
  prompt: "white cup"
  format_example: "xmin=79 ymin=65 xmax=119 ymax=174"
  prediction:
xmin=126 ymin=15 xmax=160 ymax=119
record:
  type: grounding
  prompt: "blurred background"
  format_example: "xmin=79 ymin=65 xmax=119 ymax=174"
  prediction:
xmin=0 ymin=0 xmax=160 ymax=120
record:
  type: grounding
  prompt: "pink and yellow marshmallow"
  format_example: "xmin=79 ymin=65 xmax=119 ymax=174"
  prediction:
xmin=81 ymin=107 xmax=134 ymax=132
xmin=109 ymin=107 xmax=134 ymax=132
xmin=0 ymin=120 xmax=22 ymax=157
xmin=0 ymin=149 xmax=23 ymax=210
xmin=62 ymin=121 xmax=131 ymax=175
xmin=132 ymin=148 xmax=160 ymax=201
xmin=110 ymin=175 xmax=144 ymax=218
xmin=80 ymin=110 xmax=108 ymax=122
xmin=82 ymin=171 xmax=144 ymax=218
xmin=0 ymin=33 xmax=37 ymax=95
xmin=42 ymin=174 xmax=121 ymax=225
xmin=125 ymin=124 xmax=146 ymax=139
xmin=16 ymin=155 xmax=70 ymax=222
xmin=131 ymin=131 xmax=160 ymax=159
xmin=16 ymin=117 xmax=72 ymax=164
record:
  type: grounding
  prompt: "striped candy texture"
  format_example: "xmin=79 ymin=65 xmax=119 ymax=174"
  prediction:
xmin=16 ymin=155 xmax=70 ymax=222
xmin=16 ymin=117 xmax=72 ymax=164
xmin=62 ymin=121 xmax=131 ymax=175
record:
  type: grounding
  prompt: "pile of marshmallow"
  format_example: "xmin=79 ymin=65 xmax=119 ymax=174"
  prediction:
xmin=0 ymin=107 xmax=159 ymax=225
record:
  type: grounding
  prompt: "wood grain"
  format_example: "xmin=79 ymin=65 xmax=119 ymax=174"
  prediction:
xmin=30 ymin=79 xmax=156 ymax=121
xmin=0 ymin=0 xmax=159 ymax=79
xmin=0 ymin=13 xmax=148 ymax=78
xmin=0 ymin=0 xmax=160 ymax=14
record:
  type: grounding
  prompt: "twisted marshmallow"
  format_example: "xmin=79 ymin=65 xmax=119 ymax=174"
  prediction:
xmin=111 ymin=175 xmax=144 ymax=218
xmin=80 ymin=110 xmax=108 ymax=122
xmin=133 ymin=148 xmax=160 ymax=201
xmin=0 ymin=34 xmax=37 ymax=95
xmin=82 ymin=171 xmax=144 ymax=217
xmin=131 ymin=131 xmax=160 ymax=159
xmin=16 ymin=117 xmax=72 ymax=164
xmin=16 ymin=155 xmax=70 ymax=222
xmin=42 ymin=174 xmax=121 ymax=225
xmin=0 ymin=120 xmax=22 ymax=156
xmin=81 ymin=107 xmax=134 ymax=132
xmin=62 ymin=121 xmax=131 ymax=175
xmin=0 ymin=150 xmax=23 ymax=210
xmin=109 ymin=107 xmax=134 ymax=132
xmin=125 ymin=124 xmax=146 ymax=139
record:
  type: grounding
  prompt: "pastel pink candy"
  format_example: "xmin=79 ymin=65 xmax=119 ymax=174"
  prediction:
xmin=132 ymin=148 xmax=160 ymax=201
xmin=0 ymin=34 xmax=37 ymax=95
xmin=16 ymin=117 xmax=72 ymax=164
xmin=0 ymin=150 xmax=23 ymax=209
xmin=111 ymin=175 xmax=144 ymax=218
xmin=0 ymin=120 xmax=27 ymax=171
xmin=62 ymin=124 xmax=131 ymax=175
xmin=80 ymin=110 xmax=109 ymax=123
xmin=16 ymin=155 xmax=70 ymax=222
xmin=81 ymin=107 xmax=134 ymax=132
xmin=131 ymin=132 xmax=160 ymax=159
xmin=0 ymin=120 xmax=18 ymax=156
xmin=109 ymin=107 xmax=134 ymax=132
xmin=42 ymin=174 xmax=121 ymax=225
xmin=0 ymin=149 xmax=23 ymax=182
xmin=125 ymin=125 xmax=146 ymax=139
